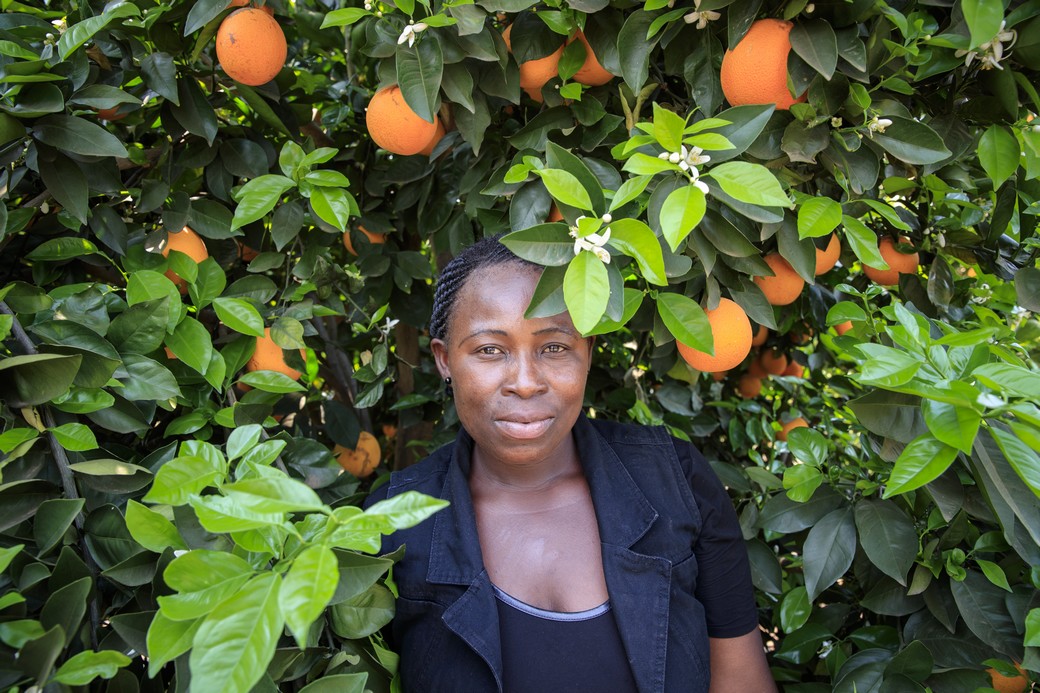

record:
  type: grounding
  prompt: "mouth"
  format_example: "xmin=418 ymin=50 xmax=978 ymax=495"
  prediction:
xmin=494 ymin=416 xmax=555 ymax=440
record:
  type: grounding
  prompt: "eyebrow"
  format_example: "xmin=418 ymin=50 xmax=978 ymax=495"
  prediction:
xmin=458 ymin=325 xmax=580 ymax=343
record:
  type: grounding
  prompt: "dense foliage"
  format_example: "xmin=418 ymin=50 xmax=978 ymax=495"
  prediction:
xmin=0 ymin=0 xmax=1038 ymax=690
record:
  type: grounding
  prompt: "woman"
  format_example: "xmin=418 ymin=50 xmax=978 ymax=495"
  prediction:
xmin=367 ymin=237 xmax=776 ymax=692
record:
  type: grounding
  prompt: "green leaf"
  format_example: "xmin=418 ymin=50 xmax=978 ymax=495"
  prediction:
xmin=213 ymin=297 xmax=266 ymax=337
xmin=190 ymin=495 xmax=287 ymax=533
xmin=854 ymin=344 xmax=922 ymax=387
xmin=222 ymin=476 xmax=325 ymax=514
xmin=606 ymin=218 xmax=667 ymax=285
xmin=922 ymin=399 xmax=981 ymax=454
xmin=798 ymin=198 xmax=842 ymax=239
xmin=884 ymin=434 xmax=960 ymax=497
xmin=0 ymin=427 xmax=38 ymax=453
xmin=656 ymin=293 xmax=712 ymax=352
xmin=48 ymin=422 xmax=98 ymax=451
xmin=659 ymin=184 xmax=706 ymax=252
xmin=1026 ymin=608 xmax=1040 ymax=647
xmin=783 ymin=465 xmax=823 ymax=503
xmin=396 ymin=37 xmax=443 ymax=124
xmin=854 ymin=499 xmax=917 ymax=585
xmin=321 ymin=7 xmax=372 ymax=27
xmin=651 ymin=102 xmax=686 ymax=152
xmin=803 ymin=506 xmax=856 ymax=600
xmin=159 ymin=550 xmax=254 ymax=618
xmin=237 ymin=371 xmax=306 ymax=393
xmin=0 ymin=619 xmax=46 ymax=648
xmin=563 ymin=251 xmax=610 ymax=335
xmin=298 ymin=674 xmax=369 ymax=693
xmin=189 ymin=573 xmax=284 ymax=693
xmin=146 ymin=611 xmax=202 ymax=676
xmin=0 ymin=353 xmax=81 ymax=407
xmin=280 ymin=545 xmax=339 ymax=647
xmin=309 ymin=187 xmax=357 ymax=232
xmin=704 ymin=162 xmax=790 ymax=207
xmin=0 ymin=543 xmax=24 ymax=575
xmin=57 ymin=1 xmax=141 ymax=59
xmin=165 ymin=316 xmax=213 ymax=375
xmin=841 ymin=216 xmax=888 ymax=269
xmin=976 ymin=558 xmax=1012 ymax=592
xmin=621 ymin=152 xmax=676 ymax=175
xmin=973 ymin=363 xmax=1040 ymax=399
xmin=990 ymin=425 xmax=1040 ymax=497
xmin=978 ymin=125 xmax=1020 ymax=190
xmin=329 ymin=583 xmax=395 ymax=639
xmin=789 ymin=20 xmax=838 ymax=80
xmin=227 ymin=424 xmax=263 ymax=462
xmin=962 ymin=0 xmax=1005 ymax=49
xmin=144 ymin=455 xmax=224 ymax=506
xmin=609 ymin=175 xmax=652 ymax=212
xmin=501 ymin=224 xmax=575 ymax=267
xmin=125 ymin=500 xmax=187 ymax=553
xmin=231 ymin=175 xmax=296 ymax=231
xmin=31 ymin=115 xmax=128 ymax=157
xmin=535 ymin=169 xmax=594 ymax=211
xmin=26 ymin=237 xmax=101 ymax=262
xmin=107 ymin=297 xmax=169 ymax=354
xmin=779 ymin=586 xmax=811 ymax=633
xmin=871 ymin=116 xmax=951 ymax=165
xmin=364 ymin=490 xmax=449 ymax=530
xmin=51 ymin=650 xmax=131 ymax=686
xmin=786 ymin=427 xmax=829 ymax=467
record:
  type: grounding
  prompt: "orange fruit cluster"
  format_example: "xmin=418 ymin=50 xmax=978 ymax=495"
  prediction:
xmin=216 ymin=8 xmax=287 ymax=86
xmin=720 ymin=19 xmax=806 ymax=110
xmin=366 ymin=85 xmax=443 ymax=156
xmin=246 ymin=327 xmax=304 ymax=380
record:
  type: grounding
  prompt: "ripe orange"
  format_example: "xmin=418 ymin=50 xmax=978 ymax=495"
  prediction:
xmin=676 ymin=297 xmax=753 ymax=373
xmin=759 ymin=347 xmax=788 ymax=375
xmin=366 ymin=85 xmax=441 ymax=156
xmin=571 ymin=30 xmax=613 ymax=86
xmin=548 ymin=204 xmax=564 ymax=222
xmin=986 ymin=663 xmax=1028 ymax=693
xmin=97 ymin=106 xmax=127 ymax=121
xmin=778 ymin=416 xmax=808 ymax=442
xmin=162 ymin=226 xmax=209 ymax=294
xmin=333 ymin=431 xmax=381 ymax=478
xmin=863 ymin=236 xmax=919 ymax=286
xmin=747 ymin=357 xmax=768 ymax=378
xmin=737 ymin=374 xmax=762 ymax=398
xmin=343 ymin=225 xmax=386 ymax=255
xmin=783 ymin=362 xmax=805 ymax=378
xmin=711 ymin=370 xmax=728 ymax=382
xmin=834 ymin=320 xmax=853 ymax=336
xmin=503 ymin=25 xmax=564 ymax=95
xmin=720 ymin=19 xmax=806 ymax=110
xmin=420 ymin=120 xmax=447 ymax=157
xmin=216 ymin=8 xmax=287 ymax=86
xmin=815 ymin=233 xmax=841 ymax=275
xmin=755 ymin=253 xmax=805 ymax=306
xmin=751 ymin=324 xmax=769 ymax=346
xmin=246 ymin=327 xmax=303 ymax=380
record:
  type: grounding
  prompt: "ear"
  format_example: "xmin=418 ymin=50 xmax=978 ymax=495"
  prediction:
xmin=431 ymin=338 xmax=451 ymax=379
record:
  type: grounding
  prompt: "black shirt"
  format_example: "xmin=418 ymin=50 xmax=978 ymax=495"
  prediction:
xmin=494 ymin=585 xmax=639 ymax=693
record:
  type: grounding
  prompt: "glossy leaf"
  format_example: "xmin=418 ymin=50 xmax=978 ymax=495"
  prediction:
xmin=885 ymin=434 xmax=960 ymax=497
xmin=803 ymin=507 xmax=856 ymax=600
xmin=281 ymin=545 xmax=339 ymax=647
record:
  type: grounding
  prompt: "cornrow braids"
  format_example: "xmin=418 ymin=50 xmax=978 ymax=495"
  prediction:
xmin=429 ymin=235 xmax=540 ymax=342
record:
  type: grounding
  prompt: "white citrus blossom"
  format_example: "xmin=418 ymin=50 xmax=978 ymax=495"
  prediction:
xmin=866 ymin=116 xmax=893 ymax=135
xmin=397 ymin=21 xmax=428 ymax=48
xmin=955 ymin=21 xmax=1016 ymax=70
xmin=683 ymin=0 xmax=720 ymax=29
xmin=570 ymin=225 xmax=612 ymax=264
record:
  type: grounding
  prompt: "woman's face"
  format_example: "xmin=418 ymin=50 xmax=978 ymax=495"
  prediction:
xmin=431 ymin=263 xmax=593 ymax=470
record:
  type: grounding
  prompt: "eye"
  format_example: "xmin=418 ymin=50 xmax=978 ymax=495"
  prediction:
xmin=544 ymin=343 xmax=567 ymax=354
xmin=476 ymin=345 xmax=502 ymax=356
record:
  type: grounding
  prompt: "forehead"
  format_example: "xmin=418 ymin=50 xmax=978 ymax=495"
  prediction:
xmin=450 ymin=263 xmax=574 ymax=337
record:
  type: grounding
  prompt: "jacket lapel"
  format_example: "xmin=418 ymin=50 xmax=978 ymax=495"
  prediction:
xmin=576 ymin=416 xmax=671 ymax=693
xmin=425 ymin=429 xmax=504 ymax=689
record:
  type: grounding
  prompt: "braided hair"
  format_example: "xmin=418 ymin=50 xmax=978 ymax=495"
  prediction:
xmin=429 ymin=235 xmax=541 ymax=342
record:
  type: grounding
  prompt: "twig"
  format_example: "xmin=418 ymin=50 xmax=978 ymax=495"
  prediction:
xmin=311 ymin=316 xmax=372 ymax=433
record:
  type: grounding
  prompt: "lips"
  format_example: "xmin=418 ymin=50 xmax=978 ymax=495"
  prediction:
xmin=494 ymin=416 xmax=555 ymax=440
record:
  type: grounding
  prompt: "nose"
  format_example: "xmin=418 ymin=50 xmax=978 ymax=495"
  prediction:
xmin=503 ymin=353 xmax=547 ymax=397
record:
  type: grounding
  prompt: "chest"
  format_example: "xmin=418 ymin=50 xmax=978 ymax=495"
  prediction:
xmin=474 ymin=490 xmax=609 ymax=612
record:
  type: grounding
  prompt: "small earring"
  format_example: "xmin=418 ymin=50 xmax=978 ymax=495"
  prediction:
xmin=444 ymin=377 xmax=453 ymax=398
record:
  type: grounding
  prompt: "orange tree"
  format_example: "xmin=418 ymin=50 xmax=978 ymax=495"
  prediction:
xmin=0 ymin=0 xmax=1038 ymax=689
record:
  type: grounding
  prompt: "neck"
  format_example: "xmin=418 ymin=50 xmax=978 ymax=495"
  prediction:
xmin=470 ymin=436 xmax=582 ymax=493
